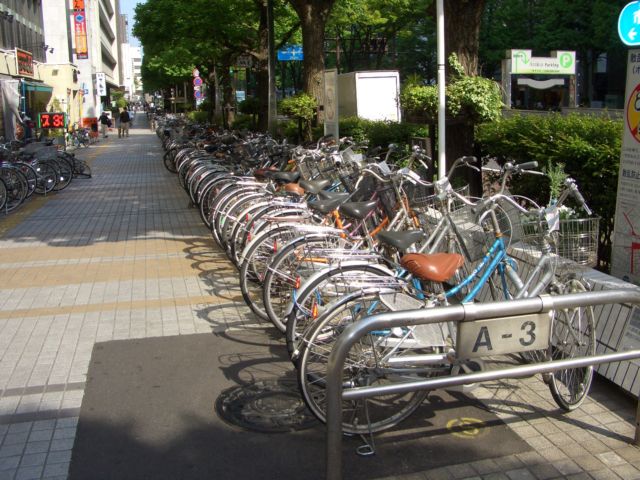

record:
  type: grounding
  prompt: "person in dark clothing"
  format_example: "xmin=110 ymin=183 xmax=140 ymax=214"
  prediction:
xmin=99 ymin=111 xmax=110 ymax=138
xmin=119 ymin=107 xmax=131 ymax=138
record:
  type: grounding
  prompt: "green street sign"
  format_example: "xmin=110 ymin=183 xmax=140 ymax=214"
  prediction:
xmin=510 ymin=50 xmax=576 ymax=75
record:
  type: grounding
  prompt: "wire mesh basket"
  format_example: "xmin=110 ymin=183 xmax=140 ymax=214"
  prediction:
xmin=557 ymin=216 xmax=600 ymax=267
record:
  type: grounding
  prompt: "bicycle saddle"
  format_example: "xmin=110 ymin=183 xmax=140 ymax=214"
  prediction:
xmin=401 ymin=252 xmax=464 ymax=283
xmin=317 ymin=190 xmax=349 ymax=201
xmin=273 ymin=171 xmax=300 ymax=183
xmin=283 ymin=183 xmax=305 ymax=196
xmin=308 ymin=196 xmax=349 ymax=215
xmin=339 ymin=201 xmax=378 ymax=220
xmin=376 ymin=230 xmax=425 ymax=251
xmin=299 ymin=179 xmax=331 ymax=194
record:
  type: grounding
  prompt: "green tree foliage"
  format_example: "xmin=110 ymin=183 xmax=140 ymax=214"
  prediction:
xmin=400 ymin=54 xmax=503 ymax=123
xmin=326 ymin=0 xmax=430 ymax=74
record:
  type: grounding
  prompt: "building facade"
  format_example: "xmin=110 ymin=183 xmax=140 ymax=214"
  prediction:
xmin=0 ymin=0 xmax=126 ymax=139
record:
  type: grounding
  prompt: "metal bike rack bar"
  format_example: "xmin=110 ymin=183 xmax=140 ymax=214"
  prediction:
xmin=325 ymin=289 xmax=640 ymax=480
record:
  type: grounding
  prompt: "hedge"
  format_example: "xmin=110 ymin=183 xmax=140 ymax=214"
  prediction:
xmin=475 ymin=113 xmax=622 ymax=270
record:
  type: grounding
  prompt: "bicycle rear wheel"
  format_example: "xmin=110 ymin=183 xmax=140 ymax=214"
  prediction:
xmin=548 ymin=277 xmax=595 ymax=411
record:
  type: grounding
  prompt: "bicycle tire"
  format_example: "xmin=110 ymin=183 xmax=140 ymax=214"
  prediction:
xmin=51 ymin=156 xmax=73 ymax=191
xmin=297 ymin=290 xmax=430 ymax=434
xmin=0 ymin=177 xmax=7 ymax=210
xmin=231 ymin=204 xmax=313 ymax=264
xmin=15 ymin=162 xmax=39 ymax=198
xmin=238 ymin=224 xmax=304 ymax=320
xmin=214 ymin=188 xmax=266 ymax=250
xmin=286 ymin=262 xmax=399 ymax=360
xmin=263 ymin=233 xmax=354 ymax=332
xmin=34 ymin=162 xmax=57 ymax=194
xmin=548 ymin=277 xmax=595 ymax=411
xmin=0 ymin=167 xmax=29 ymax=212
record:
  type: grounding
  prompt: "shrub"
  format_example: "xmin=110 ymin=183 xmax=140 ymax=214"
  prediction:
xmin=336 ymin=117 xmax=427 ymax=161
xmin=475 ymin=113 xmax=622 ymax=270
xmin=400 ymin=54 xmax=503 ymax=124
xmin=186 ymin=110 xmax=209 ymax=123
xmin=279 ymin=93 xmax=317 ymax=141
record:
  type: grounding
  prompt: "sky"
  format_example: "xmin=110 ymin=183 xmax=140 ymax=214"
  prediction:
xmin=120 ymin=0 xmax=145 ymax=47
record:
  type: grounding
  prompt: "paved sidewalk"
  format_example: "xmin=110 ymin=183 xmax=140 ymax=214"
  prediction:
xmin=0 ymin=117 xmax=638 ymax=479
xmin=0 ymin=118 xmax=252 ymax=480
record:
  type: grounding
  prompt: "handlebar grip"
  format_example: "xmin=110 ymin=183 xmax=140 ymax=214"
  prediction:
xmin=517 ymin=161 xmax=538 ymax=170
xmin=462 ymin=156 xmax=478 ymax=165
xmin=572 ymin=189 xmax=593 ymax=216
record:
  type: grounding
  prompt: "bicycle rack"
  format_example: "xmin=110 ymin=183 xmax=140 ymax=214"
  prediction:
xmin=324 ymin=289 xmax=640 ymax=480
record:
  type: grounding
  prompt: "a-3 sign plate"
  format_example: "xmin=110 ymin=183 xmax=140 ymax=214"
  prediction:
xmin=457 ymin=312 xmax=551 ymax=358
xmin=619 ymin=2 xmax=640 ymax=46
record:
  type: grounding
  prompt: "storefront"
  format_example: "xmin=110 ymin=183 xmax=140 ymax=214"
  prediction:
xmin=0 ymin=48 xmax=54 ymax=140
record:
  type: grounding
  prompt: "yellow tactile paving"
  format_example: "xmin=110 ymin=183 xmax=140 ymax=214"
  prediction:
xmin=0 ymin=254 xmax=234 ymax=288
xmin=0 ymin=293 xmax=246 ymax=320
xmin=0 ymin=238 xmax=215 ymax=263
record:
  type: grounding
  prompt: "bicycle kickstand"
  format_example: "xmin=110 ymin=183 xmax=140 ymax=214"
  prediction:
xmin=355 ymin=402 xmax=376 ymax=457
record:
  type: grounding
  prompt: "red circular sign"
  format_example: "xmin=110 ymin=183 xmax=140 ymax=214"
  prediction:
xmin=193 ymin=77 xmax=203 ymax=87
xmin=626 ymin=83 xmax=640 ymax=143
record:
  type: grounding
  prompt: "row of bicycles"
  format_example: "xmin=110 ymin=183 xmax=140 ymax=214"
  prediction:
xmin=0 ymin=139 xmax=92 ymax=214
xmin=159 ymin=118 xmax=600 ymax=439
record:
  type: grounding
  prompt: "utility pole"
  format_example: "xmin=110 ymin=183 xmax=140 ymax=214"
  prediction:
xmin=266 ymin=0 xmax=277 ymax=135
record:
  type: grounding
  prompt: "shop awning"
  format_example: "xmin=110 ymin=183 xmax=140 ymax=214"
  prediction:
xmin=22 ymin=80 xmax=53 ymax=93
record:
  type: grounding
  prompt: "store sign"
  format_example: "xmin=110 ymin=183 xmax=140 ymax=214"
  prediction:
xmin=510 ymin=49 xmax=576 ymax=75
xmin=38 ymin=112 xmax=67 ymax=129
xmin=95 ymin=73 xmax=107 ymax=96
xmin=15 ymin=49 xmax=34 ymax=77
xmin=73 ymin=1 xmax=88 ymax=60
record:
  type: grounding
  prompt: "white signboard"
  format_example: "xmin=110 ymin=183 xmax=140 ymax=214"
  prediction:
xmin=612 ymin=49 xmax=640 ymax=284
xmin=324 ymin=69 xmax=338 ymax=140
xmin=510 ymin=50 xmax=576 ymax=75
xmin=95 ymin=72 xmax=107 ymax=97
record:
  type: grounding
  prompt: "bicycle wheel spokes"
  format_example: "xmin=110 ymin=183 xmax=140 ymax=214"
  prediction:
xmin=298 ymin=292 xmax=428 ymax=434
xmin=549 ymin=278 xmax=595 ymax=411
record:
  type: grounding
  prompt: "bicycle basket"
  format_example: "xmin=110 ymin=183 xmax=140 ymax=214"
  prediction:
xmin=557 ymin=216 xmax=600 ymax=267
xmin=448 ymin=199 xmax=514 ymax=263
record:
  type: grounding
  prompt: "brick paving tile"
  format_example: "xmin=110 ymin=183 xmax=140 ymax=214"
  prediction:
xmin=528 ymin=462 xmax=562 ymax=480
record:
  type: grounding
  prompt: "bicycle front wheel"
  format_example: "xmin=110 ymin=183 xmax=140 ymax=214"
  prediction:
xmin=548 ymin=277 xmax=595 ymax=411
xmin=297 ymin=291 xmax=431 ymax=434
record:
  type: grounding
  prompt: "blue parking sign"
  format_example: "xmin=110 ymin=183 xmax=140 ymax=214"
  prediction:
xmin=619 ymin=2 xmax=640 ymax=46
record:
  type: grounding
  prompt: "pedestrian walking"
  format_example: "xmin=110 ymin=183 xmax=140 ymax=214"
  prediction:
xmin=119 ymin=107 xmax=131 ymax=138
xmin=99 ymin=111 xmax=110 ymax=138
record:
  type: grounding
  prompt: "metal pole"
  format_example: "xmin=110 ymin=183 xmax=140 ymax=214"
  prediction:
xmin=266 ymin=0 xmax=277 ymax=135
xmin=436 ymin=0 xmax=446 ymax=179
xmin=325 ymin=289 xmax=640 ymax=480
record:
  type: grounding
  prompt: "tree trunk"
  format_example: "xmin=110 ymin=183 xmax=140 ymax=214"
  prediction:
xmin=444 ymin=0 xmax=485 ymax=77
xmin=288 ymin=0 xmax=336 ymax=103
xmin=443 ymin=0 xmax=485 ymax=195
